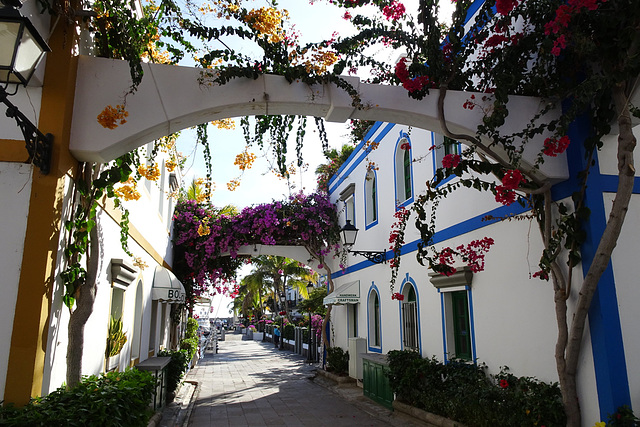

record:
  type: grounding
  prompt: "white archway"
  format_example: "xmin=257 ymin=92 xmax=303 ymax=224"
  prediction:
xmin=70 ymin=56 xmax=567 ymax=181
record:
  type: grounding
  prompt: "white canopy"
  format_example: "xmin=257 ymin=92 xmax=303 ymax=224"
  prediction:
xmin=324 ymin=280 xmax=360 ymax=305
xmin=152 ymin=266 xmax=186 ymax=303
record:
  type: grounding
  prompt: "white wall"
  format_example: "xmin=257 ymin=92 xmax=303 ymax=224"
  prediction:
xmin=326 ymin=122 xmax=612 ymax=426
xmin=0 ymin=163 xmax=33 ymax=400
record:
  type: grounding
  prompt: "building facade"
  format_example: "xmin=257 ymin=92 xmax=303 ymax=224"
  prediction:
xmin=324 ymin=121 xmax=640 ymax=424
xmin=0 ymin=1 xmax=184 ymax=405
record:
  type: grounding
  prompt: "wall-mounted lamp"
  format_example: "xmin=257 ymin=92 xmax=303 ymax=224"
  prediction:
xmin=1 ymin=1 xmax=52 ymax=174
xmin=339 ymin=220 xmax=387 ymax=264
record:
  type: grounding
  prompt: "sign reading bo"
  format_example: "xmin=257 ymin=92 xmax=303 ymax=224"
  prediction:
xmin=152 ymin=266 xmax=186 ymax=303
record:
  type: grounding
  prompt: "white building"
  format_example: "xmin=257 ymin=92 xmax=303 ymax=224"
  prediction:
xmin=323 ymin=121 xmax=640 ymax=425
xmin=0 ymin=2 xmax=185 ymax=404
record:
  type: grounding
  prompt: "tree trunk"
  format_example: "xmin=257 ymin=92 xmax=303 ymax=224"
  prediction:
xmin=66 ymin=223 xmax=99 ymax=389
xmin=555 ymin=84 xmax=636 ymax=426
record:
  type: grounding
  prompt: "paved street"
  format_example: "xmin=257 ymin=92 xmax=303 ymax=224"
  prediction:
xmin=181 ymin=333 xmax=424 ymax=427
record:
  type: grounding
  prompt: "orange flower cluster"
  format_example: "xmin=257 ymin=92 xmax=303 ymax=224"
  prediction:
xmin=234 ymin=151 xmax=256 ymax=171
xmin=244 ymin=7 xmax=288 ymax=43
xmin=197 ymin=221 xmax=211 ymax=236
xmin=165 ymin=159 xmax=177 ymax=172
xmin=226 ymin=178 xmax=241 ymax=191
xmin=97 ymin=104 xmax=129 ymax=129
xmin=138 ymin=163 xmax=161 ymax=181
xmin=132 ymin=256 xmax=148 ymax=270
xmin=142 ymin=34 xmax=172 ymax=64
xmin=114 ymin=177 xmax=141 ymax=201
xmin=211 ymin=118 xmax=236 ymax=129
xmin=303 ymin=49 xmax=339 ymax=74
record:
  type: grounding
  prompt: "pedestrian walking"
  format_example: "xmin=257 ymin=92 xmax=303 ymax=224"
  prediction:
xmin=274 ymin=325 xmax=281 ymax=347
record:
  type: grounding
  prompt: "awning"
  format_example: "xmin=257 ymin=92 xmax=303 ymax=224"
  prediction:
xmin=152 ymin=266 xmax=186 ymax=303
xmin=323 ymin=280 xmax=360 ymax=305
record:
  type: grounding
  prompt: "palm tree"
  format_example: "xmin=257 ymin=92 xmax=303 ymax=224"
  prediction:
xmin=243 ymin=256 xmax=317 ymax=318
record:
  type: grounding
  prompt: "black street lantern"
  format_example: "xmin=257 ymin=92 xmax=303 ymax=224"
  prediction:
xmin=0 ymin=2 xmax=52 ymax=174
xmin=0 ymin=4 xmax=51 ymax=85
xmin=340 ymin=220 xmax=358 ymax=247
xmin=339 ymin=220 xmax=387 ymax=264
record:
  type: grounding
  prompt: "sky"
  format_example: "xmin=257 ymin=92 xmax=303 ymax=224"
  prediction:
xmin=174 ymin=0 xmax=456 ymax=316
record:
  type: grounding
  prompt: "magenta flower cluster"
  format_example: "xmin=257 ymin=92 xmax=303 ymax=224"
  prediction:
xmin=173 ymin=192 xmax=342 ymax=296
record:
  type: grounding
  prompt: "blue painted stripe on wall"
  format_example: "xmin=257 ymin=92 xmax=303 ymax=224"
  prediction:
xmin=328 ymin=121 xmax=383 ymax=189
xmin=564 ymin=112 xmax=631 ymax=419
xmin=328 ymin=123 xmax=395 ymax=195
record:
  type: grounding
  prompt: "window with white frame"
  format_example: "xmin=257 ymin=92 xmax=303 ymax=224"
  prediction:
xmin=395 ymin=136 xmax=413 ymax=205
xmin=340 ymin=183 xmax=356 ymax=227
xmin=401 ymin=284 xmax=419 ymax=351
xmin=368 ymin=288 xmax=381 ymax=349
xmin=365 ymin=170 xmax=378 ymax=226
xmin=430 ymin=267 xmax=475 ymax=361
xmin=433 ymin=134 xmax=461 ymax=172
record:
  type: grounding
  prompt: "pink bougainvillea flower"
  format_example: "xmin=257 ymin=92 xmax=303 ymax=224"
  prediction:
xmin=391 ymin=292 xmax=405 ymax=301
xmin=499 ymin=379 xmax=509 ymax=388
xmin=533 ymin=270 xmax=550 ymax=280
xmin=400 ymin=141 xmax=411 ymax=150
xmin=442 ymin=154 xmax=461 ymax=169
xmin=496 ymin=0 xmax=518 ymax=15
xmin=495 ymin=185 xmax=517 ymax=205
xmin=382 ymin=0 xmax=406 ymax=20
xmin=501 ymin=169 xmax=524 ymax=190
xmin=543 ymin=135 xmax=570 ymax=156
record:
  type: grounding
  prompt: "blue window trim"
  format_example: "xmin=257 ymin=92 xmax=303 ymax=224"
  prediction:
xmin=397 ymin=273 xmax=422 ymax=354
xmin=364 ymin=169 xmax=379 ymax=230
xmin=367 ymin=283 xmax=383 ymax=353
xmin=438 ymin=286 xmax=475 ymax=364
xmin=431 ymin=133 xmax=461 ymax=188
xmin=394 ymin=131 xmax=415 ymax=208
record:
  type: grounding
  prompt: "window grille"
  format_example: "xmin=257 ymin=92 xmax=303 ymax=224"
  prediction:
xmin=402 ymin=301 xmax=418 ymax=351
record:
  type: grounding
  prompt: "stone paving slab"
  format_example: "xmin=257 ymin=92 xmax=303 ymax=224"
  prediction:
xmin=181 ymin=334 xmax=425 ymax=427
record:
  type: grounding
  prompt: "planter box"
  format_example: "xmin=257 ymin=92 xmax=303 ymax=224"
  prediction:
xmin=252 ymin=332 xmax=264 ymax=341
xmin=316 ymin=368 xmax=356 ymax=386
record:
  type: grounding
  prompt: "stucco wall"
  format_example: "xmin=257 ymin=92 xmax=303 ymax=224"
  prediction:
xmin=0 ymin=163 xmax=33 ymax=400
xmin=326 ymin=122 xmax=614 ymax=426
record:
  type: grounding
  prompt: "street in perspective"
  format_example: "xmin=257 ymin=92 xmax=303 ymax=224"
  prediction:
xmin=162 ymin=333 xmax=424 ymax=427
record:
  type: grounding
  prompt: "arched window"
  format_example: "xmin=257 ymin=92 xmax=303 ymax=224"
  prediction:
xmin=368 ymin=288 xmax=381 ymax=351
xmin=401 ymin=283 xmax=419 ymax=352
xmin=365 ymin=170 xmax=378 ymax=228
xmin=130 ymin=280 xmax=143 ymax=362
xmin=395 ymin=135 xmax=413 ymax=207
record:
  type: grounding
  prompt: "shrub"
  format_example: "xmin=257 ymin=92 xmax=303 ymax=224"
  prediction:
xmin=185 ymin=317 xmax=198 ymax=338
xmin=180 ymin=336 xmax=198 ymax=362
xmin=283 ymin=323 xmax=295 ymax=341
xmin=326 ymin=346 xmax=349 ymax=375
xmin=158 ymin=349 xmax=190 ymax=398
xmin=386 ymin=350 xmax=565 ymax=426
xmin=0 ymin=368 xmax=155 ymax=426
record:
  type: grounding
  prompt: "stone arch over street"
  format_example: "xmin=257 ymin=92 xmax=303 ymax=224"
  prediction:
xmin=69 ymin=56 xmax=568 ymax=182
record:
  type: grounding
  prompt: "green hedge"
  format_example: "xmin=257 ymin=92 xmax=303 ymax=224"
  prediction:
xmin=0 ymin=368 xmax=155 ymax=427
xmin=386 ymin=350 xmax=565 ymax=427
xmin=283 ymin=323 xmax=295 ymax=341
